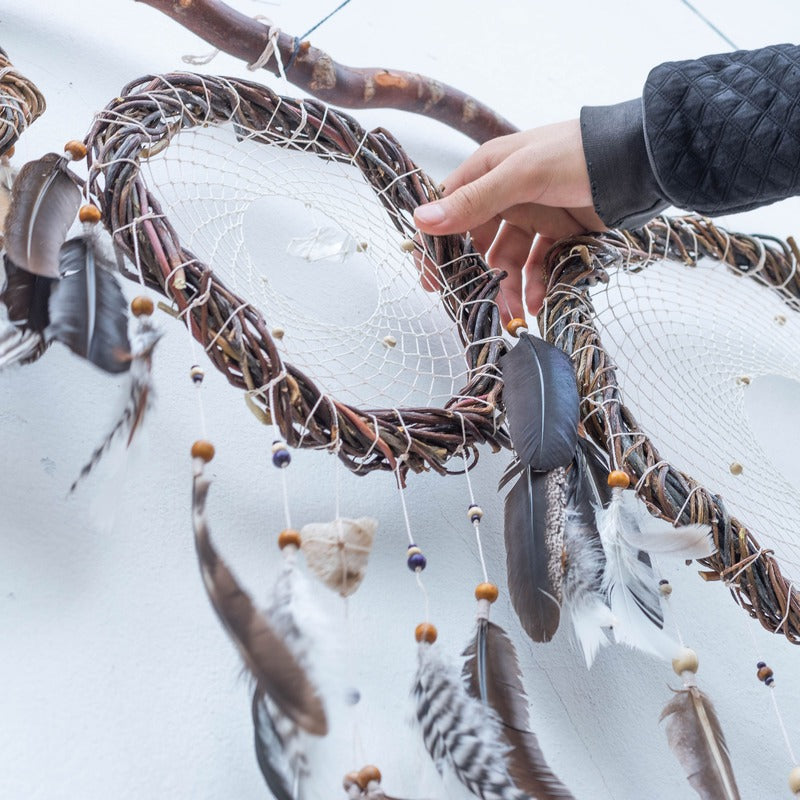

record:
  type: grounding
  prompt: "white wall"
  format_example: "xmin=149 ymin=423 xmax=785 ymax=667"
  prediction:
xmin=1 ymin=2 xmax=799 ymax=799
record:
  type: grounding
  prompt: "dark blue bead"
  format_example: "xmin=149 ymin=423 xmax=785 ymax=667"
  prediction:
xmin=272 ymin=449 xmax=291 ymax=468
xmin=407 ymin=552 xmax=427 ymax=572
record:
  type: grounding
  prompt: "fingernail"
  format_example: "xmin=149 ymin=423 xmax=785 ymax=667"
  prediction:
xmin=414 ymin=203 xmax=446 ymax=226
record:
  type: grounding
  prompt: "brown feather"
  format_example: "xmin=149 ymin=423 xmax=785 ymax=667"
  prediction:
xmin=660 ymin=686 xmax=741 ymax=800
xmin=4 ymin=153 xmax=80 ymax=278
xmin=192 ymin=472 xmax=328 ymax=736
xmin=464 ymin=619 xmax=576 ymax=800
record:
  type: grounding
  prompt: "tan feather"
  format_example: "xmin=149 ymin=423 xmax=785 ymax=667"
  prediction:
xmin=191 ymin=471 xmax=328 ymax=736
xmin=660 ymin=685 xmax=741 ymax=800
xmin=300 ymin=517 xmax=376 ymax=597
xmin=4 ymin=153 xmax=80 ymax=278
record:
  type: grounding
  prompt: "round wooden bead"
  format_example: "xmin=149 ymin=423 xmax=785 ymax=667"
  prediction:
xmin=788 ymin=765 xmax=800 ymax=794
xmin=506 ymin=317 xmax=528 ymax=337
xmin=342 ymin=772 xmax=360 ymax=790
xmin=64 ymin=139 xmax=88 ymax=160
xmin=467 ymin=504 xmax=483 ymax=523
xmin=658 ymin=579 xmax=673 ymax=597
xmin=415 ymin=622 xmax=438 ymax=644
xmin=278 ymin=529 xmax=301 ymax=550
xmin=191 ymin=440 xmax=215 ymax=462
xmin=757 ymin=665 xmax=774 ymax=683
xmin=607 ymin=470 xmax=631 ymax=489
xmin=672 ymin=647 xmax=699 ymax=676
xmin=190 ymin=364 xmax=205 ymax=384
xmin=131 ymin=296 xmax=154 ymax=317
xmin=406 ymin=544 xmax=427 ymax=572
xmin=475 ymin=582 xmax=499 ymax=603
xmin=271 ymin=441 xmax=291 ymax=468
xmin=400 ymin=238 xmax=416 ymax=252
xmin=78 ymin=204 xmax=102 ymax=224
xmin=357 ymin=765 xmax=381 ymax=788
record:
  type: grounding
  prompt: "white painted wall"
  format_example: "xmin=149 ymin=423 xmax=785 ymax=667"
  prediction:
xmin=1 ymin=2 xmax=799 ymax=799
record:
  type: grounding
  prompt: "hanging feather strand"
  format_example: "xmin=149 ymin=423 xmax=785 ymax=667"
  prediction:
xmin=463 ymin=619 xmax=576 ymax=799
xmin=4 ymin=153 xmax=80 ymax=278
xmin=413 ymin=638 xmax=530 ymax=800
xmin=660 ymin=685 xmax=742 ymax=800
xmin=191 ymin=471 xmax=328 ymax=736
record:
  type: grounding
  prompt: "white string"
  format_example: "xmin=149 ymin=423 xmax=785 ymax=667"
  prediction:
xmin=458 ymin=416 xmax=489 ymax=584
xmin=247 ymin=17 xmax=287 ymax=80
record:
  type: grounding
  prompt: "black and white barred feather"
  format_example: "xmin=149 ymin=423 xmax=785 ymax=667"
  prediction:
xmin=413 ymin=640 xmax=530 ymax=800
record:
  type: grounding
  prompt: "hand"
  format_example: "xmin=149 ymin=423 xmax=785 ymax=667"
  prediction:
xmin=413 ymin=119 xmax=605 ymax=321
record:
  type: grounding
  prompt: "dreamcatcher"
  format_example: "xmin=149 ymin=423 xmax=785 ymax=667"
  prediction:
xmin=4 ymin=37 xmax=800 ymax=796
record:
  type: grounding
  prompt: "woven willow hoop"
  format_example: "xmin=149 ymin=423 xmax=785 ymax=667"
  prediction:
xmin=0 ymin=48 xmax=46 ymax=156
xmin=84 ymin=72 xmax=509 ymax=479
xmin=541 ymin=216 xmax=800 ymax=643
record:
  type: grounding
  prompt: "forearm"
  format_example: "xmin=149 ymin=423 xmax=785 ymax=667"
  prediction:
xmin=581 ymin=43 xmax=800 ymax=227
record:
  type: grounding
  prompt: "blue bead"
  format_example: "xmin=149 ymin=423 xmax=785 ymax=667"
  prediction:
xmin=407 ymin=552 xmax=427 ymax=572
xmin=272 ymin=449 xmax=291 ymax=468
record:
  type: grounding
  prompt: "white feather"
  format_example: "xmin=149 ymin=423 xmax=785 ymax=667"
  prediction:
xmin=628 ymin=518 xmax=714 ymax=559
xmin=597 ymin=490 xmax=682 ymax=662
xmin=562 ymin=511 xmax=616 ymax=668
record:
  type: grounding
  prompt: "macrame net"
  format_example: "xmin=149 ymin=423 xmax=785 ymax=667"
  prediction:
xmin=541 ymin=222 xmax=800 ymax=641
xmin=85 ymin=73 xmax=508 ymax=477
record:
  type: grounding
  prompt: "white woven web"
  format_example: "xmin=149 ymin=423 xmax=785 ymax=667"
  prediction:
xmin=589 ymin=257 xmax=800 ymax=586
xmin=140 ymin=122 xmax=481 ymax=408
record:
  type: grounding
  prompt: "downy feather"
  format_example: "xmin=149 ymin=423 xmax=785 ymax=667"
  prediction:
xmin=503 ymin=466 xmax=565 ymax=643
xmin=622 ymin=516 xmax=713 ymax=560
xmin=4 ymin=153 xmax=80 ymax=278
xmin=47 ymin=236 xmax=131 ymax=373
xmin=251 ymin=690 xmax=296 ymax=800
xmin=191 ymin=473 xmax=328 ymax=736
xmin=596 ymin=492 xmax=680 ymax=661
xmin=660 ymin=686 xmax=742 ymax=800
xmin=413 ymin=640 xmax=529 ymax=800
xmin=562 ymin=442 xmax=614 ymax=667
xmin=498 ymin=332 xmax=579 ymax=471
xmin=463 ymin=619 xmax=576 ymax=800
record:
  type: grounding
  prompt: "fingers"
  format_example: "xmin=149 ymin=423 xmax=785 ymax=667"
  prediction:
xmin=413 ymin=157 xmax=528 ymax=236
xmin=524 ymin=236 xmax=556 ymax=315
xmin=487 ymin=223 xmax=532 ymax=326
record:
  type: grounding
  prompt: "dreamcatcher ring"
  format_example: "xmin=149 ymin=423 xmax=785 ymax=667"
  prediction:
xmin=540 ymin=216 xmax=800 ymax=642
xmin=0 ymin=48 xmax=46 ymax=156
xmin=84 ymin=72 xmax=510 ymax=479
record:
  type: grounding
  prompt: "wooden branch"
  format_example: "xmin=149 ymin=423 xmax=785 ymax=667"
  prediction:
xmin=135 ymin=0 xmax=518 ymax=143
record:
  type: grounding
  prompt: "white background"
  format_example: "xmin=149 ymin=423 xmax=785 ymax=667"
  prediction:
xmin=1 ymin=1 xmax=799 ymax=799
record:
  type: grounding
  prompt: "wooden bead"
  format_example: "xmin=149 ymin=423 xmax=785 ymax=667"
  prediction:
xmin=506 ymin=317 xmax=528 ymax=337
xmin=191 ymin=440 xmax=215 ymax=462
xmin=415 ymin=622 xmax=437 ymax=644
xmin=607 ymin=470 xmax=631 ymax=489
xmin=672 ymin=647 xmax=699 ymax=676
xmin=342 ymin=772 xmax=360 ymax=790
xmin=475 ymin=582 xmax=499 ymax=603
xmin=788 ymin=765 xmax=800 ymax=794
xmin=78 ymin=204 xmax=102 ymax=224
xmin=278 ymin=529 xmax=301 ymax=550
xmin=131 ymin=296 xmax=154 ymax=317
xmin=729 ymin=462 xmax=743 ymax=475
xmin=357 ymin=765 xmax=381 ymax=788
xmin=467 ymin=504 xmax=483 ymax=522
xmin=658 ymin=579 xmax=673 ymax=597
xmin=190 ymin=365 xmax=205 ymax=384
xmin=64 ymin=139 xmax=87 ymax=160
xmin=757 ymin=665 xmax=774 ymax=683
xmin=400 ymin=238 xmax=416 ymax=252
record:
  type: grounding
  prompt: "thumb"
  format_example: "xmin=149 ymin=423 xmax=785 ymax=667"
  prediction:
xmin=413 ymin=162 xmax=524 ymax=235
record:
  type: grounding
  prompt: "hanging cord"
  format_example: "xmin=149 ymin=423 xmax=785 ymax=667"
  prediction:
xmin=286 ymin=0 xmax=353 ymax=70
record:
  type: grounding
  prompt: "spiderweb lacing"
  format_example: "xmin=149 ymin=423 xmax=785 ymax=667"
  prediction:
xmin=139 ymin=122 xmax=487 ymax=408
xmin=588 ymin=256 xmax=800 ymax=587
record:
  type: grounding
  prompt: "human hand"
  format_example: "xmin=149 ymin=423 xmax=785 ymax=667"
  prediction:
xmin=413 ymin=119 xmax=605 ymax=322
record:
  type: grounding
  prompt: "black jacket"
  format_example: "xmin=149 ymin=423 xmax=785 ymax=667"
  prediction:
xmin=580 ymin=43 xmax=800 ymax=228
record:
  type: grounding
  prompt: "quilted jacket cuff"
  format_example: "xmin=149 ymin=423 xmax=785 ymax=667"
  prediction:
xmin=580 ymin=99 xmax=668 ymax=229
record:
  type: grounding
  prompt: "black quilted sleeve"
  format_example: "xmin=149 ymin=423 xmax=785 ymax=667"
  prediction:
xmin=580 ymin=43 xmax=800 ymax=227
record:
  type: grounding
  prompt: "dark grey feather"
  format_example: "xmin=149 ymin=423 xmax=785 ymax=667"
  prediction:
xmin=47 ymin=236 xmax=131 ymax=374
xmin=504 ymin=466 xmax=565 ymax=643
xmin=499 ymin=332 xmax=579 ymax=471
xmin=4 ymin=153 xmax=80 ymax=278
xmin=464 ymin=619 xmax=576 ymax=800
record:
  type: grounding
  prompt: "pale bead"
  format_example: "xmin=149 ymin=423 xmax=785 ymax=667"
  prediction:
xmin=672 ymin=647 xmax=699 ymax=676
